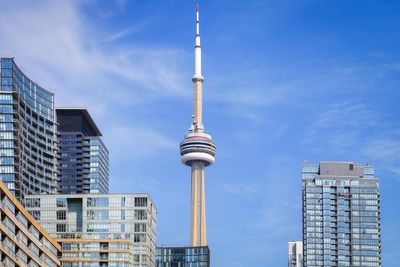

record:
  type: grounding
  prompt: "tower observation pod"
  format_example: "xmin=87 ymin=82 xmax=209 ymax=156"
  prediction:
xmin=179 ymin=2 xmax=216 ymax=247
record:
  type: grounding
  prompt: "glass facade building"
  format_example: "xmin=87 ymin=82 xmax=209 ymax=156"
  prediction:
xmin=156 ymin=246 xmax=210 ymax=267
xmin=302 ymin=162 xmax=381 ymax=267
xmin=0 ymin=180 xmax=61 ymax=266
xmin=288 ymin=241 xmax=303 ymax=267
xmin=56 ymin=108 xmax=109 ymax=194
xmin=0 ymin=58 xmax=58 ymax=202
xmin=25 ymin=193 xmax=157 ymax=267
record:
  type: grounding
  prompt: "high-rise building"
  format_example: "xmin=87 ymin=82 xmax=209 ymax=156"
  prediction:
xmin=25 ymin=193 xmax=157 ymax=267
xmin=157 ymin=246 xmax=210 ymax=267
xmin=0 ymin=180 xmax=61 ymax=266
xmin=288 ymin=241 xmax=303 ymax=267
xmin=179 ymin=2 xmax=216 ymax=248
xmin=302 ymin=162 xmax=381 ymax=267
xmin=0 ymin=57 xmax=58 ymax=202
xmin=56 ymin=108 xmax=109 ymax=194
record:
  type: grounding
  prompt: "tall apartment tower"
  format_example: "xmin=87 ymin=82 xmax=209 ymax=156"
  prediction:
xmin=302 ymin=162 xmax=381 ymax=267
xmin=56 ymin=108 xmax=109 ymax=194
xmin=179 ymin=3 xmax=216 ymax=247
xmin=0 ymin=58 xmax=58 ymax=202
xmin=288 ymin=241 xmax=303 ymax=267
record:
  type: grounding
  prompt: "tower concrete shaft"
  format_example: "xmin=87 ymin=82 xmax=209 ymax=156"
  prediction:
xmin=180 ymin=2 xmax=216 ymax=248
xmin=190 ymin=162 xmax=207 ymax=246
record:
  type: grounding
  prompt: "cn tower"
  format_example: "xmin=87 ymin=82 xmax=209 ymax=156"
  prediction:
xmin=180 ymin=2 xmax=216 ymax=247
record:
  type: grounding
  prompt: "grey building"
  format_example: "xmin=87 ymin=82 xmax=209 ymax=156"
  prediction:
xmin=302 ymin=162 xmax=381 ymax=267
xmin=288 ymin=241 xmax=303 ymax=267
xmin=56 ymin=108 xmax=109 ymax=194
xmin=25 ymin=193 xmax=157 ymax=267
xmin=157 ymin=246 xmax=210 ymax=267
xmin=0 ymin=57 xmax=58 ymax=202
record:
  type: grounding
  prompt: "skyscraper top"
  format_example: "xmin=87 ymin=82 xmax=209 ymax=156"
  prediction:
xmin=302 ymin=162 xmax=376 ymax=179
xmin=56 ymin=108 xmax=102 ymax=136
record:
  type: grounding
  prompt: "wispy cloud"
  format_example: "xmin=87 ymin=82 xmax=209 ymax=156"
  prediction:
xmin=0 ymin=0 xmax=189 ymax=111
xmin=363 ymin=139 xmax=400 ymax=160
xmin=0 ymin=0 xmax=186 ymax=159
xmin=313 ymin=101 xmax=377 ymax=129
xmin=303 ymin=100 xmax=400 ymax=178
xmin=362 ymin=138 xmax=400 ymax=179
xmin=106 ymin=27 xmax=137 ymax=42
xmin=303 ymin=101 xmax=378 ymax=153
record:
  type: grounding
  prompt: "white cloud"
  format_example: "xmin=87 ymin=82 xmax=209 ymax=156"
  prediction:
xmin=303 ymin=101 xmax=378 ymax=154
xmin=303 ymin=101 xmax=400 ymax=179
xmin=362 ymin=139 xmax=400 ymax=160
xmin=313 ymin=101 xmax=377 ymax=129
xmin=0 ymin=0 xmax=189 ymax=111
xmin=0 ymin=0 xmax=187 ymax=157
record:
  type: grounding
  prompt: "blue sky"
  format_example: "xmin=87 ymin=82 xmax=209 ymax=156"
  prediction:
xmin=1 ymin=0 xmax=400 ymax=266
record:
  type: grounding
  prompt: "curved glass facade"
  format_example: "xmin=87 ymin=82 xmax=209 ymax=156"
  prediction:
xmin=0 ymin=58 xmax=58 ymax=202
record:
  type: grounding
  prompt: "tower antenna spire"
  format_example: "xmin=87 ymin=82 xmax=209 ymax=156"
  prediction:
xmin=193 ymin=1 xmax=203 ymax=84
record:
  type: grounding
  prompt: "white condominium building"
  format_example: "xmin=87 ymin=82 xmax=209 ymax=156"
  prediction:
xmin=25 ymin=193 xmax=157 ymax=267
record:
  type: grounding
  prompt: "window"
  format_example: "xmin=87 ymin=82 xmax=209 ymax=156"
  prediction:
xmin=0 ymin=157 xmax=14 ymax=165
xmin=29 ymin=210 xmax=41 ymax=220
xmin=134 ymin=210 xmax=147 ymax=220
xmin=87 ymin=197 xmax=109 ymax=207
xmin=134 ymin=197 xmax=147 ymax=207
xmin=87 ymin=224 xmax=109 ymax=232
xmin=134 ymin=223 xmax=146 ymax=232
xmin=56 ymin=224 xmax=67 ymax=232
xmin=0 ymin=148 xmax=13 ymax=156
xmin=87 ymin=210 xmax=109 ymax=220
xmin=25 ymin=198 xmax=40 ymax=208
xmin=62 ymin=243 xmax=72 ymax=250
xmin=57 ymin=210 xmax=66 ymax=220
xmin=0 ymin=132 xmax=14 ymax=139
xmin=134 ymin=233 xmax=146 ymax=243
xmin=0 ymin=105 xmax=13 ymax=113
xmin=57 ymin=198 xmax=67 ymax=207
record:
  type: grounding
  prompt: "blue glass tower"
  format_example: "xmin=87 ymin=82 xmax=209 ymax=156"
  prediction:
xmin=0 ymin=58 xmax=58 ymax=202
xmin=302 ymin=162 xmax=381 ymax=267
